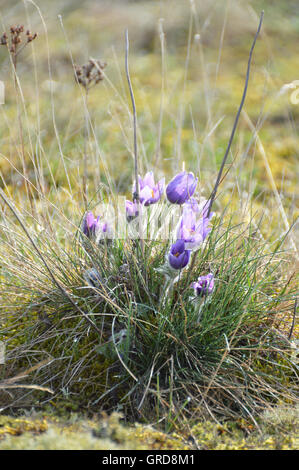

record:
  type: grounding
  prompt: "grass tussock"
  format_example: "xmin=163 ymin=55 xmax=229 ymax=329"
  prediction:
xmin=0 ymin=203 xmax=297 ymax=431
xmin=0 ymin=0 xmax=298 ymax=448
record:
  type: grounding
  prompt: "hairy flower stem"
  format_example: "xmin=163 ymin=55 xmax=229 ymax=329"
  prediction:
xmin=160 ymin=272 xmax=180 ymax=310
xmin=194 ymin=295 xmax=212 ymax=323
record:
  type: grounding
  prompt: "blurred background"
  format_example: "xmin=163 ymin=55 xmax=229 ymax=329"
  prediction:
xmin=0 ymin=0 xmax=298 ymax=229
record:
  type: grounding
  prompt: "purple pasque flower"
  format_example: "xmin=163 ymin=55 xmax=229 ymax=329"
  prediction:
xmin=192 ymin=273 xmax=215 ymax=296
xmin=81 ymin=211 xmax=101 ymax=237
xmin=126 ymin=200 xmax=140 ymax=221
xmin=166 ymin=171 xmax=198 ymax=205
xmin=99 ymin=221 xmax=113 ymax=238
xmin=183 ymin=197 xmax=201 ymax=213
xmin=176 ymin=201 xmax=213 ymax=250
xmin=133 ymin=171 xmax=165 ymax=206
xmin=168 ymin=239 xmax=191 ymax=270
xmin=183 ymin=197 xmax=210 ymax=215
xmin=82 ymin=211 xmax=112 ymax=241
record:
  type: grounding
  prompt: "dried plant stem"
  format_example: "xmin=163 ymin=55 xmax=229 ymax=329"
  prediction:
xmin=125 ymin=29 xmax=144 ymax=253
xmin=112 ymin=316 xmax=138 ymax=382
xmin=27 ymin=4 xmax=73 ymax=196
xmin=154 ymin=18 xmax=165 ymax=167
xmin=11 ymin=53 xmax=35 ymax=215
xmin=185 ymin=11 xmax=264 ymax=287
xmin=207 ymin=10 xmax=264 ymax=217
xmin=242 ymin=110 xmax=298 ymax=258
xmin=288 ymin=299 xmax=297 ymax=341
xmin=192 ymin=1 xmax=213 ymax=161
xmin=125 ymin=30 xmax=139 ymax=201
xmin=176 ymin=8 xmax=193 ymax=167
xmin=0 ymin=188 xmax=102 ymax=337
xmin=83 ymin=87 xmax=89 ymax=209
xmin=214 ymin=0 xmax=231 ymax=86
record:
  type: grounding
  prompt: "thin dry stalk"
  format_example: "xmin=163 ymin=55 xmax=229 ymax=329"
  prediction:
xmin=0 ymin=188 xmax=102 ymax=337
xmin=207 ymin=11 xmax=264 ymax=217
xmin=125 ymin=29 xmax=144 ymax=254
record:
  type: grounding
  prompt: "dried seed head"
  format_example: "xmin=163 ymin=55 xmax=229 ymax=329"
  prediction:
xmin=74 ymin=58 xmax=107 ymax=90
xmin=2 ymin=25 xmax=38 ymax=58
xmin=27 ymin=33 xmax=37 ymax=43
xmin=0 ymin=33 xmax=7 ymax=45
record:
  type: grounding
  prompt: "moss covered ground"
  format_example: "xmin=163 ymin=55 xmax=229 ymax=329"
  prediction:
xmin=0 ymin=405 xmax=298 ymax=450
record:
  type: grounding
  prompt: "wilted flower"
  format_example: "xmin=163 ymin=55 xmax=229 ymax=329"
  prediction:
xmin=176 ymin=200 xmax=213 ymax=250
xmin=192 ymin=273 xmax=214 ymax=296
xmin=168 ymin=239 xmax=191 ymax=270
xmin=133 ymin=171 xmax=165 ymax=206
xmin=166 ymin=171 xmax=198 ymax=205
